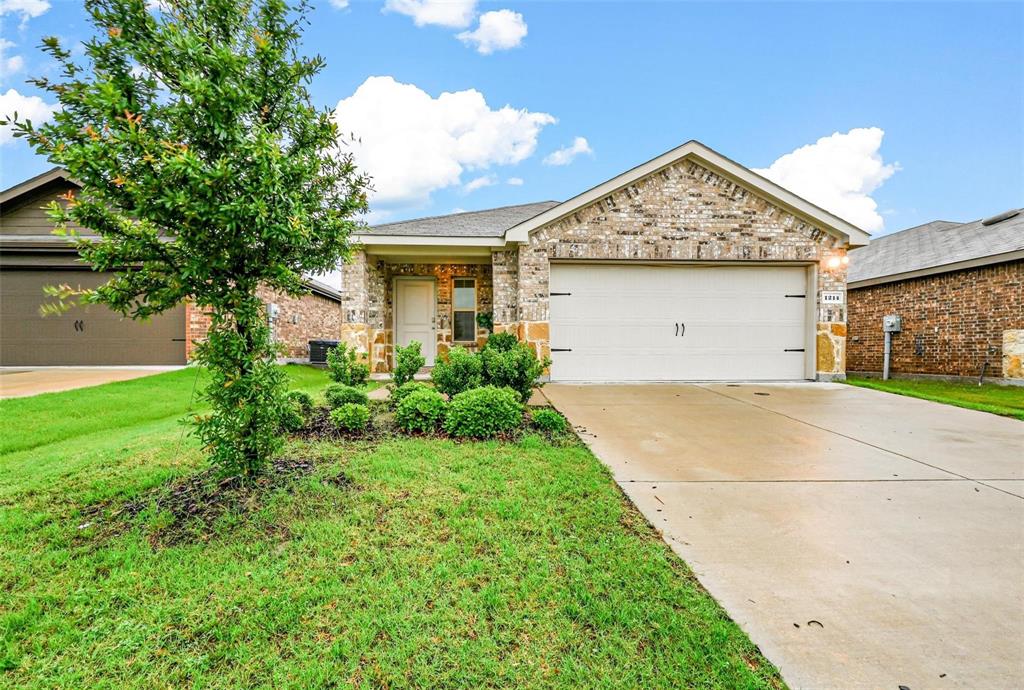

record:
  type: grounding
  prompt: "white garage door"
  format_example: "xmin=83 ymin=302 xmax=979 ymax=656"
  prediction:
xmin=548 ymin=264 xmax=810 ymax=382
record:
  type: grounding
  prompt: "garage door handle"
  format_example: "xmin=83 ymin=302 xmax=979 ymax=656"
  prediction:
xmin=551 ymin=348 xmax=572 ymax=352
xmin=785 ymin=294 xmax=806 ymax=298
xmin=550 ymin=292 xmax=572 ymax=296
xmin=784 ymin=348 xmax=805 ymax=352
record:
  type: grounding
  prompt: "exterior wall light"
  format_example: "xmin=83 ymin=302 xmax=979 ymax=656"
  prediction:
xmin=826 ymin=256 xmax=842 ymax=270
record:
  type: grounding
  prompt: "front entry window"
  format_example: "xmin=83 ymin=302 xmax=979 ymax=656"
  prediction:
xmin=453 ymin=278 xmax=476 ymax=342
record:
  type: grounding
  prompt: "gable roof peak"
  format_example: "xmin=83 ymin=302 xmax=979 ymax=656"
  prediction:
xmin=503 ymin=139 xmax=871 ymax=247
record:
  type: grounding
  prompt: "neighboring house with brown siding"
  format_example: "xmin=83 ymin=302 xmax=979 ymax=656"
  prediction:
xmin=847 ymin=209 xmax=1024 ymax=384
xmin=0 ymin=168 xmax=343 ymax=366
xmin=341 ymin=140 xmax=869 ymax=382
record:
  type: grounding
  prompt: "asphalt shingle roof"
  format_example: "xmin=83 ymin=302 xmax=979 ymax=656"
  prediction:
xmin=366 ymin=201 xmax=561 ymax=238
xmin=848 ymin=209 xmax=1024 ymax=285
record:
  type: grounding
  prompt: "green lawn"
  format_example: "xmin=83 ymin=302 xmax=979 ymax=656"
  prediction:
xmin=846 ymin=376 xmax=1024 ymax=420
xmin=0 ymin=369 xmax=782 ymax=689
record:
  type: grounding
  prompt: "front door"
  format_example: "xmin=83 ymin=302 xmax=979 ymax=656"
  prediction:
xmin=395 ymin=279 xmax=436 ymax=365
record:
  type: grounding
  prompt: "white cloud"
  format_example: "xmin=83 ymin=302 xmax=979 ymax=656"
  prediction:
xmin=506 ymin=177 xmax=523 ymax=186
xmin=0 ymin=0 xmax=49 ymax=24
xmin=457 ymin=9 xmax=526 ymax=54
xmin=463 ymin=174 xmax=497 ymax=193
xmin=753 ymin=127 xmax=899 ymax=233
xmin=543 ymin=136 xmax=592 ymax=166
xmin=328 ymin=0 xmax=348 ymax=8
xmin=146 ymin=0 xmax=170 ymax=10
xmin=0 ymin=39 xmax=24 ymax=83
xmin=0 ymin=88 xmax=59 ymax=145
xmin=384 ymin=0 xmax=476 ymax=28
xmin=333 ymin=76 xmax=555 ymax=207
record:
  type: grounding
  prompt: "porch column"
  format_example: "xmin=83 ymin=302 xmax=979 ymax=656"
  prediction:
xmin=339 ymin=250 xmax=388 ymax=371
xmin=491 ymin=248 xmax=519 ymax=335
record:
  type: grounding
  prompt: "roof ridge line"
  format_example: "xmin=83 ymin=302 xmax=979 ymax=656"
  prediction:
xmin=370 ymin=200 xmax=559 ymax=229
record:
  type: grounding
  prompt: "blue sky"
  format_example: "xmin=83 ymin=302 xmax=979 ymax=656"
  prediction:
xmin=2 ymin=0 xmax=1022 ymax=237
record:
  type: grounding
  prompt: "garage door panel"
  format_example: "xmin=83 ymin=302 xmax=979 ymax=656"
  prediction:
xmin=549 ymin=264 xmax=809 ymax=382
xmin=1 ymin=270 xmax=186 ymax=365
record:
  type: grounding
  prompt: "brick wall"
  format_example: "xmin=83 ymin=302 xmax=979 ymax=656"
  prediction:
xmin=183 ymin=287 xmax=343 ymax=362
xmin=509 ymin=158 xmax=849 ymax=377
xmin=258 ymin=287 xmax=343 ymax=360
xmin=847 ymin=260 xmax=1024 ymax=379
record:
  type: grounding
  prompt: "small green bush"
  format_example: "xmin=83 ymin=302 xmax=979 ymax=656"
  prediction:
xmin=430 ymin=346 xmax=482 ymax=398
xmin=393 ymin=340 xmax=426 ymax=388
xmin=531 ymin=408 xmax=567 ymax=434
xmin=481 ymin=343 xmax=551 ymax=404
xmin=287 ymin=390 xmax=314 ymax=414
xmin=329 ymin=403 xmax=370 ymax=432
xmin=281 ymin=399 xmax=306 ymax=432
xmin=325 ymin=342 xmax=370 ymax=387
xmin=444 ymin=386 xmax=523 ymax=438
xmin=324 ymin=384 xmax=369 ymax=409
xmin=395 ymin=388 xmax=447 ymax=433
xmin=390 ymin=381 xmax=430 ymax=409
xmin=484 ymin=331 xmax=518 ymax=353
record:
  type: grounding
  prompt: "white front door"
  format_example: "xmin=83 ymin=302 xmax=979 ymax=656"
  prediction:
xmin=395 ymin=279 xmax=436 ymax=365
xmin=548 ymin=264 xmax=810 ymax=382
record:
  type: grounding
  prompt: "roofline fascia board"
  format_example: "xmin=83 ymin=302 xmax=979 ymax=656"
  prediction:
xmin=0 ymin=168 xmax=74 ymax=206
xmin=351 ymin=234 xmax=505 ymax=247
xmin=848 ymin=249 xmax=1024 ymax=289
xmin=503 ymin=140 xmax=871 ymax=247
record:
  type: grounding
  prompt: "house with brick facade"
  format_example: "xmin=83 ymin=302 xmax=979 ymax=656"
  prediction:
xmin=341 ymin=140 xmax=869 ymax=382
xmin=0 ymin=168 xmax=343 ymax=366
xmin=847 ymin=208 xmax=1024 ymax=384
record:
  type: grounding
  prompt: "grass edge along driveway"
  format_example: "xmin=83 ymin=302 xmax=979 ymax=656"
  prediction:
xmin=846 ymin=375 xmax=1024 ymax=421
xmin=0 ymin=368 xmax=784 ymax=688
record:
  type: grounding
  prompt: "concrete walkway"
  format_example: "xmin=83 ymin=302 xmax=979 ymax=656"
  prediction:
xmin=543 ymin=382 xmax=1024 ymax=689
xmin=0 ymin=367 xmax=180 ymax=398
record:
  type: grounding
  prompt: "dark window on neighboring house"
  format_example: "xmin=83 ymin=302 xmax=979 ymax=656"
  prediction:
xmin=453 ymin=278 xmax=476 ymax=342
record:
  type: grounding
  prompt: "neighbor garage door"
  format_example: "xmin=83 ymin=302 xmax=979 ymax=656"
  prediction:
xmin=548 ymin=264 xmax=810 ymax=381
xmin=0 ymin=269 xmax=186 ymax=366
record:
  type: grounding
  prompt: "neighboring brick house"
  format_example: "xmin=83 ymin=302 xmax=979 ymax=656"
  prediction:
xmin=0 ymin=168 xmax=343 ymax=366
xmin=341 ymin=140 xmax=869 ymax=382
xmin=847 ymin=209 xmax=1024 ymax=384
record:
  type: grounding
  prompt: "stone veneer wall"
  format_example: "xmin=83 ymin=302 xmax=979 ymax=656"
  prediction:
xmin=847 ymin=260 xmax=1024 ymax=381
xmin=338 ymin=254 xmax=493 ymax=373
xmin=183 ymin=287 xmax=343 ymax=362
xmin=505 ymin=158 xmax=849 ymax=378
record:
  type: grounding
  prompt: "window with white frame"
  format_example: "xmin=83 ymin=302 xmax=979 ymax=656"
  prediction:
xmin=453 ymin=278 xmax=476 ymax=342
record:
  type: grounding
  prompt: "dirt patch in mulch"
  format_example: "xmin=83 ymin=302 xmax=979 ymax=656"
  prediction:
xmin=292 ymin=402 xmax=397 ymax=442
xmin=78 ymin=455 xmax=354 ymax=548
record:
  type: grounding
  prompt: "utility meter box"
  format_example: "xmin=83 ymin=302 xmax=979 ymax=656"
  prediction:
xmin=883 ymin=314 xmax=902 ymax=333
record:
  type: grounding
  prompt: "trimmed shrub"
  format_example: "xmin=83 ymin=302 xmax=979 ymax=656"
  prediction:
xmin=481 ymin=343 xmax=551 ymax=404
xmin=444 ymin=386 xmax=523 ymax=439
xmin=395 ymin=388 xmax=447 ymax=433
xmin=324 ymin=384 xmax=369 ymax=409
xmin=329 ymin=403 xmax=370 ymax=432
xmin=483 ymin=331 xmax=518 ymax=353
xmin=390 ymin=381 xmax=430 ymax=409
xmin=287 ymin=390 xmax=314 ymax=414
xmin=281 ymin=400 xmax=306 ymax=432
xmin=393 ymin=340 xmax=426 ymax=388
xmin=430 ymin=346 xmax=482 ymax=398
xmin=325 ymin=342 xmax=370 ymax=387
xmin=531 ymin=408 xmax=567 ymax=434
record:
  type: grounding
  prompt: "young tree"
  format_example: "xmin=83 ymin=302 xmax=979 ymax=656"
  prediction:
xmin=4 ymin=0 xmax=369 ymax=476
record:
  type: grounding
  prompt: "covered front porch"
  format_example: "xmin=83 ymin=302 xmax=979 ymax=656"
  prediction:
xmin=339 ymin=241 xmax=518 ymax=374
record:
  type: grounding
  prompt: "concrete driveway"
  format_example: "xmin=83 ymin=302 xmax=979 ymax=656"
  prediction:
xmin=543 ymin=382 xmax=1024 ymax=689
xmin=0 ymin=367 xmax=180 ymax=398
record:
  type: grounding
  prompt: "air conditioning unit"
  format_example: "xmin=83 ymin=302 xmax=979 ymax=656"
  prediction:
xmin=309 ymin=339 xmax=340 ymax=364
